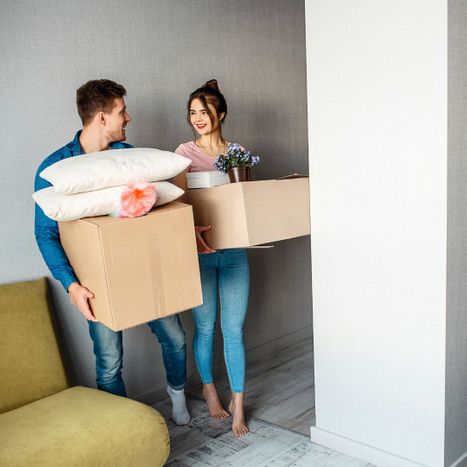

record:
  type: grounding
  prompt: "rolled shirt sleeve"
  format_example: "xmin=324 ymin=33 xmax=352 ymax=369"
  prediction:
xmin=34 ymin=166 xmax=78 ymax=291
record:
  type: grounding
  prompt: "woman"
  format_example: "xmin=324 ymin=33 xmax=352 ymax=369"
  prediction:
xmin=173 ymin=79 xmax=250 ymax=437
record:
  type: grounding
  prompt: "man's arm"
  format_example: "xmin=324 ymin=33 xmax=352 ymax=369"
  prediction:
xmin=34 ymin=169 xmax=97 ymax=321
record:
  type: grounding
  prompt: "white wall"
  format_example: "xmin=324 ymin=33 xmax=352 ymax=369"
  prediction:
xmin=306 ymin=1 xmax=447 ymax=465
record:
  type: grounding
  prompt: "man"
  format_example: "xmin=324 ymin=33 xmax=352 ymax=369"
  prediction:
xmin=34 ymin=79 xmax=190 ymax=425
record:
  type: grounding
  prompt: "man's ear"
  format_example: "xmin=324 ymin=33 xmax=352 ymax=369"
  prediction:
xmin=96 ymin=111 xmax=106 ymax=126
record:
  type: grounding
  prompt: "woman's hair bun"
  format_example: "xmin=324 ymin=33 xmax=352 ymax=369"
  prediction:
xmin=204 ymin=79 xmax=219 ymax=91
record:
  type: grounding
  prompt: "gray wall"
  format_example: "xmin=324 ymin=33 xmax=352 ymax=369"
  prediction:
xmin=0 ymin=0 xmax=310 ymax=400
xmin=447 ymin=0 xmax=467 ymax=464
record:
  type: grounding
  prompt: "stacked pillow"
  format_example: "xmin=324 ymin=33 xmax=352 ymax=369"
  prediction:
xmin=33 ymin=148 xmax=191 ymax=221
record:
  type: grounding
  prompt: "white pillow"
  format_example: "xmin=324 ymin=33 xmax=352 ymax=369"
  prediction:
xmin=40 ymin=147 xmax=191 ymax=194
xmin=33 ymin=181 xmax=184 ymax=222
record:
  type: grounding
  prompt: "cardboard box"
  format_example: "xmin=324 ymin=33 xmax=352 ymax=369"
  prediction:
xmin=186 ymin=178 xmax=310 ymax=249
xmin=186 ymin=171 xmax=230 ymax=189
xmin=58 ymin=202 xmax=202 ymax=331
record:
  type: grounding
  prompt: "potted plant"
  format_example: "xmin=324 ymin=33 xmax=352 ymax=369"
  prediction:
xmin=213 ymin=143 xmax=260 ymax=183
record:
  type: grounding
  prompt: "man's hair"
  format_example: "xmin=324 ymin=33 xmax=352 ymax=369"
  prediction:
xmin=76 ymin=79 xmax=127 ymax=125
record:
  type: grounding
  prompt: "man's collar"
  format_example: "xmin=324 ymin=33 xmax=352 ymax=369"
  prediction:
xmin=71 ymin=130 xmax=128 ymax=155
xmin=71 ymin=130 xmax=84 ymax=156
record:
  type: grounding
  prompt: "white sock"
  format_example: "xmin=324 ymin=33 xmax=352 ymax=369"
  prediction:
xmin=166 ymin=385 xmax=190 ymax=425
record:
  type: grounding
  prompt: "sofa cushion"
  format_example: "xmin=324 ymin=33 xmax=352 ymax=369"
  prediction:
xmin=0 ymin=386 xmax=170 ymax=467
xmin=0 ymin=278 xmax=68 ymax=413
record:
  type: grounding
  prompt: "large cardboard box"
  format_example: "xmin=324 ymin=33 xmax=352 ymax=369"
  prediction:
xmin=186 ymin=178 xmax=310 ymax=249
xmin=59 ymin=202 xmax=202 ymax=331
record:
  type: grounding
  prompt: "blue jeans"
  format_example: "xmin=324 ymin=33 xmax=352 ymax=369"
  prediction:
xmin=192 ymin=248 xmax=250 ymax=393
xmin=88 ymin=314 xmax=186 ymax=397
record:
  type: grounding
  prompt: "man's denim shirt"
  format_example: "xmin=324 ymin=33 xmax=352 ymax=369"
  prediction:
xmin=34 ymin=131 xmax=132 ymax=291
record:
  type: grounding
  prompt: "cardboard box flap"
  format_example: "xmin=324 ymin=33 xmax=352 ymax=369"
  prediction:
xmin=279 ymin=173 xmax=309 ymax=180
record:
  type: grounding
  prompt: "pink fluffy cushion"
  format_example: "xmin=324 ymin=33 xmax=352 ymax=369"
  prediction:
xmin=119 ymin=181 xmax=157 ymax=218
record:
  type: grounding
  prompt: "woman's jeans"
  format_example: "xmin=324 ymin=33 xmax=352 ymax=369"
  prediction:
xmin=88 ymin=314 xmax=186 ymax=397
xmin=192 ymin=248 xmax=250 ymax=393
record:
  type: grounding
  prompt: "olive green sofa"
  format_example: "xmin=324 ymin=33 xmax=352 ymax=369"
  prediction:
xmin=0 ymin=278 xmax=170 ymax=467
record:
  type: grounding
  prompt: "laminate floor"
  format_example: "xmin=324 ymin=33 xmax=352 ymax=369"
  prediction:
xmin=191 ymin=335 xmax=315 ymax=435
xmin=153 ymin=335 xmax=373 ymax=466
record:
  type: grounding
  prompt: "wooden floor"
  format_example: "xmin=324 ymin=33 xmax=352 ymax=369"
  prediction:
xmin=153 ymin=335 xmax=373 ymax=466
xmin=189 ymin=334 xmax=315 ymax=435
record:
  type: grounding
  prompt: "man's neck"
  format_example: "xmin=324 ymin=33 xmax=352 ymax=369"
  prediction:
xmin=79 ymin=127 xmax=109 ymax=154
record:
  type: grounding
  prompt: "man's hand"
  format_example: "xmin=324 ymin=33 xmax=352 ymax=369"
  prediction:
xmin=195 ymin=225 xmax=216 ymax=254
xmin=68 ymin=282 xmax=97 ymax=321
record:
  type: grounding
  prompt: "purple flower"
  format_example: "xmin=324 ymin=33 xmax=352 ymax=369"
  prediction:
xmin=213 ymin=144 xmax=260 ymax=173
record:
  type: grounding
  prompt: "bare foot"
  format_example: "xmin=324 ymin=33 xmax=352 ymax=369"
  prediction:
xmin=203 ymin=384 xmax=230 ymax=420
xmin=229 ymin=395 xmax=249 ymax=437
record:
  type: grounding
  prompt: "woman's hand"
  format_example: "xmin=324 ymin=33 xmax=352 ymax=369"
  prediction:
xmin=195 ymin=225 xmax=216 ymax=254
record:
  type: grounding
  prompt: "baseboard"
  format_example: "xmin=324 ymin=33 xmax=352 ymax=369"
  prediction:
xmin=451 ymin=451 xmax=467 ymax=467
xmin=309 ymin=427 xmax=430 ymax=467
xmin=135 ymin=325 xmax=313 ymax=405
